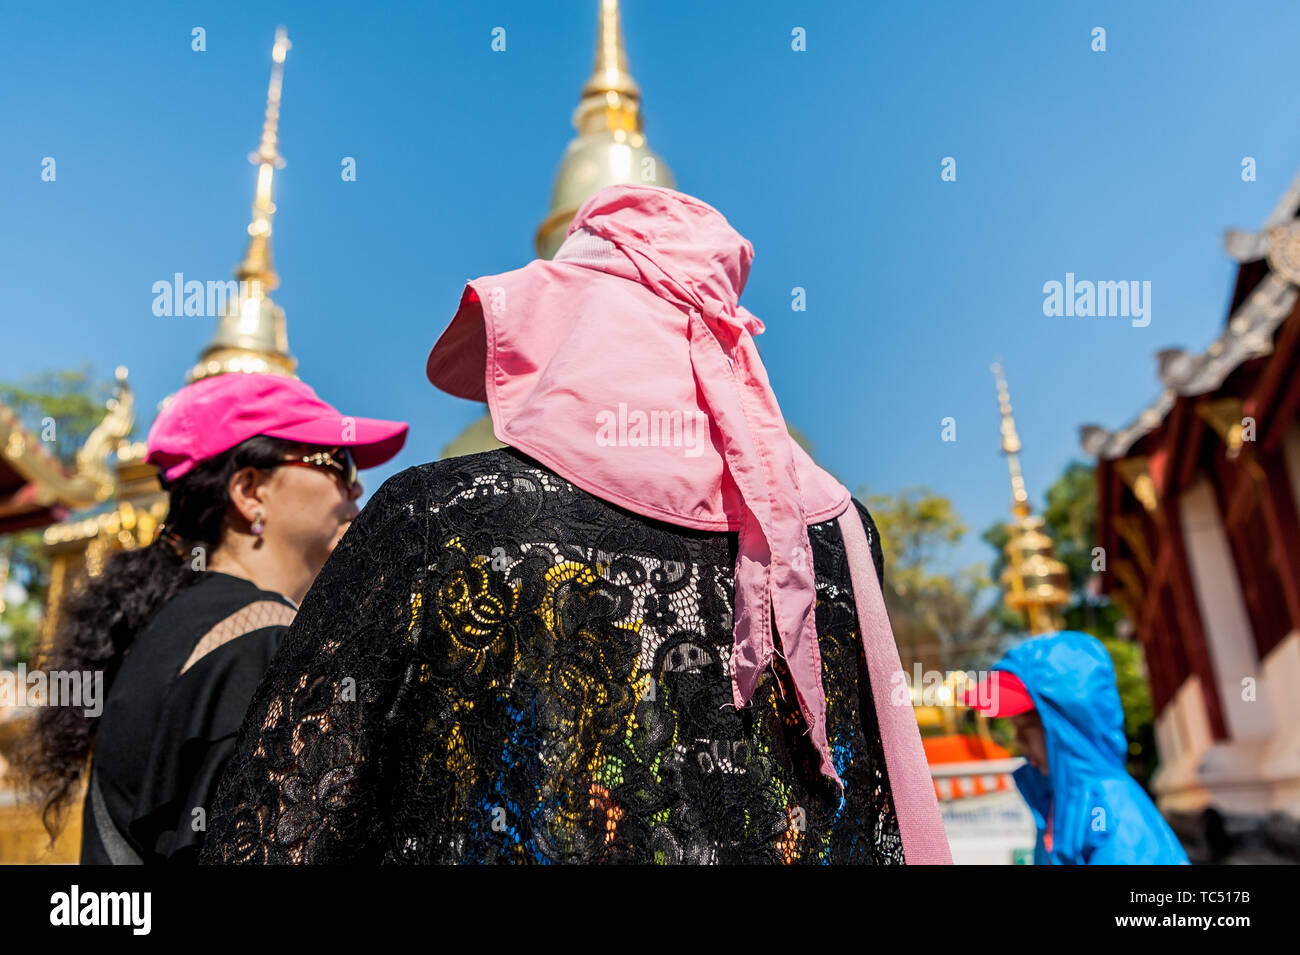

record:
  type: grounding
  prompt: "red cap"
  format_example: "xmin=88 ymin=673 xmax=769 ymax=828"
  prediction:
xmin=964 ymin=670 xmax=1035 ymax=718
xmin=146 ymin=372 xmax=409 ymax=482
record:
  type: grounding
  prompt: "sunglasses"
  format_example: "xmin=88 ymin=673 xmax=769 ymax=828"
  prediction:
xmin=273 ymin=446 xmax=359 ymax=491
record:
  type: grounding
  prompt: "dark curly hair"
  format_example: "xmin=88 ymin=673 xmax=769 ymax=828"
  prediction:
xmin=15 ymin=433 xmax=304 ymax=842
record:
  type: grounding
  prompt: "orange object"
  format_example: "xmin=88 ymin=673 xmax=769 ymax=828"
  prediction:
xmin=921 ymin=734 xmax=1011 ymax=764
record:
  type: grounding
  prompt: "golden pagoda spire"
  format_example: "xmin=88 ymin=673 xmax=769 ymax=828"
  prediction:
xmin=578 ymin=0 xmax=642 ymax=132
xmin=535 ymin=0 xmax=676 ymax=259
xmin=443 ymin=3 xmax=682 ymax=458
xmin=189 ymin=27 xmax=297 ymax=381
xmin=991 ymin=362 xmax=1069 ymax=634
xmin=993 ymin=362 xmax=1031 ymax=519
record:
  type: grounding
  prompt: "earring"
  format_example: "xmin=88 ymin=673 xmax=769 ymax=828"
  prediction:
xmin=251 ymin=513 xmax=265 ymax=536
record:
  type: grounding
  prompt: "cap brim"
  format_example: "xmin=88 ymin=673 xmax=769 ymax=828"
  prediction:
xmin=964 ymin=671 xmax=1035 ymax=718
xmin=263 ymin=416 xmax=409 ymax=470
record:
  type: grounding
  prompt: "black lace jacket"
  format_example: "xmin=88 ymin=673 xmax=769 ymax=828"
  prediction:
xmin=201 ymin=446 xmax=904 ymax=864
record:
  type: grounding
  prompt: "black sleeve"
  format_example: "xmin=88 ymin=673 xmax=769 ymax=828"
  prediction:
xmin=200 ymin=468 xmax=427 ymax=864
xmin=852 ymin=497 xmax=886 ymax=588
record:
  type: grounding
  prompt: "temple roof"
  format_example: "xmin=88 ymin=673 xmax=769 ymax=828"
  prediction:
xmin=1082 ymin=175 xmax=1300 ymax=462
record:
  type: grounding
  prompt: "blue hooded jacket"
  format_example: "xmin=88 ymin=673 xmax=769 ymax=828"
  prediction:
xmin=992 ymin=631 xmax=1188 ymax=865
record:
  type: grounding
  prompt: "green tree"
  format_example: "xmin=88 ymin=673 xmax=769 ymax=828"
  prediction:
xmin=0 ymin=367 xmax=114 ymax=665
xmin=1102 ymin=635 xmax=1157 ymax=786
xmin=861 ymin=487 xmax=1006 ymax=675
xmin=0 ymin=367 xmax=111 ymax=465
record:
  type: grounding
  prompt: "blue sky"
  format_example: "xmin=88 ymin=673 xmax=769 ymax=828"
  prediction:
xmin=3 ymin=0 xmax=1297 ymax=571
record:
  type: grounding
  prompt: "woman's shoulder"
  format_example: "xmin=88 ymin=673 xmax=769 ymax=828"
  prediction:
xmin=171 ymin=582 xmax=296 ymax=680
xmin=396 ymin=446 xmax=544 ymax=495
xmin=121 ymin=574 xmax=292 ymax=681
xmin=162 ymin=570 xmax=293 ymax=615
xmin=369 ymin=447 xmax=563 ymax=524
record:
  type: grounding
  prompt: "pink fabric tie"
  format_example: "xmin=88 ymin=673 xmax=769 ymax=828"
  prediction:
xmin=838 ymin=507 xmax=953 ymax=863
xmin=607 ymin=237 xmax=841 ymax=792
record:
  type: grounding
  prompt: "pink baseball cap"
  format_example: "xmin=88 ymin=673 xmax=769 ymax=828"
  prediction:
xmin=964 ymin=669 xmax=1035 ymax=718
xmin=146 ymin=372 xmax=409 ymax=482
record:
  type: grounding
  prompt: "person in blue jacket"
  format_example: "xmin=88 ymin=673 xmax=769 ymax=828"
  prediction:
xmin=967 ymin=631 xmax=1189 ymax=864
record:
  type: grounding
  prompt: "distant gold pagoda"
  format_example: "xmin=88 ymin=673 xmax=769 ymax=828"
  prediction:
xmin=535 ymin=0 xmax=675 ymax=258
xmin=42 ymin=28 xmax=301 ymax=621
xmin=443 ymin=0 xmax=675 ymax=458
xmin=0 ymin=27 xmax=305 ymax=865
xmin=992 ymin=363 xmax=1069 ymax=634
xmin=190 ymin=27 xmax=298 ymax=382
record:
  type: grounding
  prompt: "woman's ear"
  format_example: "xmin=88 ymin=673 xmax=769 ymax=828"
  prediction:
xmin=226 ymin=466 xmax=271 ymax=526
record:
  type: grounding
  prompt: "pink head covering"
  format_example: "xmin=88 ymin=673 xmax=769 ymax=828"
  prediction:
xmin=147 ymin=372 xmax=409 ymax=482
xmin=428 ymin=184 xmax=853 ymax=792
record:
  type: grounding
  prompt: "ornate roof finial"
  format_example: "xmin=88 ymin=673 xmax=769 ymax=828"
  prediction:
xmin=190 ymin=27 xmax=297 ymax=381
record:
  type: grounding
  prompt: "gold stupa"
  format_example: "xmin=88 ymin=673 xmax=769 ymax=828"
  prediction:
xmin=535 ymin=0 xmax=676 ymax=259
xmin=0 ymin=29 xmax=301 ymax=863
xmin=443 ymin=0 xmax=674 ymax=458
xmin=41 ymin=28 xmax=304 ymax=633
xmin=992 ymin=363 xmax=1069 ymax=634
xmin=189 ymin=27 xmax=298 ymax=382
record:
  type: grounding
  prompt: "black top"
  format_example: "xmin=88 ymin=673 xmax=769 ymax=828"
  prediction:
xmin=81 ymin=571 xmax=295 ymax=864
xmin=203 ymin=446 xmax=903 ymax=864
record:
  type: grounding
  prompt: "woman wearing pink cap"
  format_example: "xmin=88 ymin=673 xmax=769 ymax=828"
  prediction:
xmin=203 ymin=185 xmax=950 ymax=864
xmin=21 ymin=372 xmax=407 ymax=864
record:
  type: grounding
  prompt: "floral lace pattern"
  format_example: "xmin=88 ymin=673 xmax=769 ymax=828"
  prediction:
xmin=202 ymin=447 xmax=904 ymax=864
